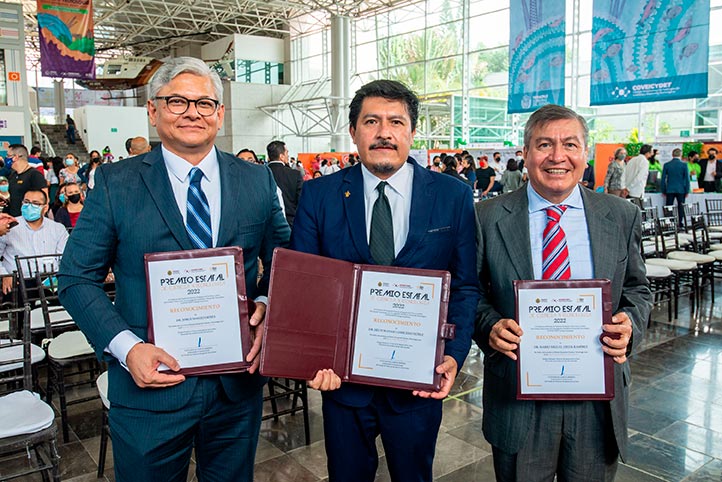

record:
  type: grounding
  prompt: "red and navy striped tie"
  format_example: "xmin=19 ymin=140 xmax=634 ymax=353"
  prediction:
xmin=542 ymin=205 xmax=571 ymax=280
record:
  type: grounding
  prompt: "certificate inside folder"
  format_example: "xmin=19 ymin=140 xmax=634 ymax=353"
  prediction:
xmin=514 ymin=279 xmax=614 ymax=401
xmin=260 ymin=248 xmax=455 ymax=392
xmin=145 ymin=247 xmax=253 ymax=376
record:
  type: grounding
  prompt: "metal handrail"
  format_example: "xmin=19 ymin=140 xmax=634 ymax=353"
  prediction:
xmin=30 ymin=116 xmax=56 ymax=158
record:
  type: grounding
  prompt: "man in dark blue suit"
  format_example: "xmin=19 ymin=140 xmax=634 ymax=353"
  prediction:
xmin=290 ymin=80 xmax=479 ymax=482
xmin=661 ymin=148 xmax=690 ymax=225
xmin=58 ymin=57 xmax=290 ymax=481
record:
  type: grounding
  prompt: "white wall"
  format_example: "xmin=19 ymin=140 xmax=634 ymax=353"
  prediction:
xmin=76 ymin=105 xmax=149 ymax=159
xmin=202 ymin=34 xmax=285 ymax=64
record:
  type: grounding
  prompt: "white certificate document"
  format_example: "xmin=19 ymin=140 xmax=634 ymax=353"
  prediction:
xmin=350 ymin=271 xmax=442 ymax=385
xmin=518 ymin=287 xmax=606 ymax=396
xmin=147 ymin=254 xmax=244 ymax=371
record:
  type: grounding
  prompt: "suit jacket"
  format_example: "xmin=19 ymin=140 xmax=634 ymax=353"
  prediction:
xmin=661 ymin=158 xmax=690 ymax=195
xmin=474 ymin=187 xmax=650 ymax=461
xmin=58 ymin=146 xmax=291 ymax=411
xmin=290 ymin=159 xmax=479 ymax=412
xmin=698 ymin=158 xmax=722 ymax=184
xmin=268 ymin=161 xmax=303 ymax=227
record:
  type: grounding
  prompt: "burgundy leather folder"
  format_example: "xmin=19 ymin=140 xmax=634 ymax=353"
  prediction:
xmin=260 ymin=248 xmax=456 ymax=392
xmin=145 ymin=247 xmax=254 ymax=376
xmin=514 ymin=279 xmax=614 ymax=401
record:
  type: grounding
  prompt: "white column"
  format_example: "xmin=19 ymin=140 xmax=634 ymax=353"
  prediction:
xmin=54 ymin=80 xmax=65 ymax=124
xmin=330 ymin=15 xmax=351 ymax=152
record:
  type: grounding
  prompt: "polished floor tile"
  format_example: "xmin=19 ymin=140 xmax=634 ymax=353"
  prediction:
xmin=625 ymin=433 xmax=712 ymax=480
xmin=684 ymin=458 xmax=722 ymax=481
xmin=655 ymin=421 xmax=722 ymax=459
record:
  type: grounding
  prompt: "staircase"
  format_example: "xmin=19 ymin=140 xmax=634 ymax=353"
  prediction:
xmin=34 ymin=124 xmax=88 ymax=160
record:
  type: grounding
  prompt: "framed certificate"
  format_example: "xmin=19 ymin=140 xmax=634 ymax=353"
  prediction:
xmin=145 ymin=247 xmax=253 ymax=376
xmin=260 ymin=248 xmax=455 ymax=392
xmin=514 ymin=279 xmax=614 ymax=401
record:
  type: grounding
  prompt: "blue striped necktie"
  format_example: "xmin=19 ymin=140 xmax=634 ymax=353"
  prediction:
xmin=186 ymin=167 xmax=212 ymax=249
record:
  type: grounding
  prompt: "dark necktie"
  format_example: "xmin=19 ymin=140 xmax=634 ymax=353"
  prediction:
xmin=369 ymin=181 xmax=394 ymax=265
xmin=542 ymin=205 xmax=571 ymax=280
xmin=186 ymin=167 xmax=212 ymax=249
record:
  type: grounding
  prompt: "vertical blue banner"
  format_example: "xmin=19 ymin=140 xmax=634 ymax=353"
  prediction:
xmin=591 ymin=0 xmax=709 ymax=105
xmin=508 ymin=0 xmax=566 ymax=114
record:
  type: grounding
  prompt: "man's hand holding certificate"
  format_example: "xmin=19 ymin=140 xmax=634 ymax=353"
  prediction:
xmin=513 ymin=279 xmax=616 ymax=400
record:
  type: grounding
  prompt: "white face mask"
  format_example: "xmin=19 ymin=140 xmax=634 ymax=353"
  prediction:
xmin=516 ymin=155 xmax=523 ymax=161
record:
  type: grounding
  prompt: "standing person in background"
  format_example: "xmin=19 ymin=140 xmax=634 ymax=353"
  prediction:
xmin=129 ymin=137 xmax=152 ymax=157
xmin=475 ymin=156 xmax=496 ymax=197
xmin=266 ymin=140 xmax=302 ymax=227
xmin=29 ymin=146 xmax=44 ymax=174
xmin=661 ymin=148 xmax=690 ymax=226
xmin=45 ymin=157 xmax=59 ymax=201
xmin=699 ymin=147 xmax=722 ymax=193
xmin=581 ymin=160 xmax=595 ymax=189
xmin=66 ymin=115 xmax=76 ymax=144
xmin=604 ymin=148 xmax=627 ymax=197
xmin=623 ymin=144 xmax=651 ymax=199
xmin=687 ymin=151 xmax=701 ymax=188
xmin=501 ymin=158 xmax=523 ymax=193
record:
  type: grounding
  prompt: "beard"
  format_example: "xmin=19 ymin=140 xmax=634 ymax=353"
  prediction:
xmin=367 ymin=162 xmax=397 ymax=176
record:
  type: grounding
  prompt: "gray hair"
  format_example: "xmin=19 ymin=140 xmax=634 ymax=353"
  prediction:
xmin=148 ymin=57 xmax=223 ymax=101
xmin=672 ymin=148 xmax=682 ymax=157
xmin=523 ymin=104 xmax=589 ymax=149
xmin=614 ymin=147 xmax=627 ymax=160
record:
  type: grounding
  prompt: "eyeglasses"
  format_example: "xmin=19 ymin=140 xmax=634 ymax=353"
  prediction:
xmin=154 ymin=95 xmax=220 ymax=117
xmin=22 ymin=200 xmax=46 ymax=207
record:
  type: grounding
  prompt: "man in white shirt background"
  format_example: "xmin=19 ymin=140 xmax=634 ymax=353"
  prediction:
xmin=623 ymin=143 xmax=652 ymax=200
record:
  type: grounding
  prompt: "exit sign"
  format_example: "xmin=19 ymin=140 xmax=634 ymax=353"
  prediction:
xmin=680 ymin=130 xmax=690 ymax=137
xmin=110 ymin=128 xmax=118 ymax=133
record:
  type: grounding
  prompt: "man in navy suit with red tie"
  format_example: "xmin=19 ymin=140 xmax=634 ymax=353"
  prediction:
xmin=290 ymin=80 xmax=479 ymax=482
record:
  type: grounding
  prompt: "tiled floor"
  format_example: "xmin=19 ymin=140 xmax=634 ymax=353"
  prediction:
xmin=2 ymin=286 xmax=722 ymax=481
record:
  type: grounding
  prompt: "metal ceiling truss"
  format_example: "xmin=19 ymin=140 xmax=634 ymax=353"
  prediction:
xmin=14 ymin=0 xmax=419 ymax=66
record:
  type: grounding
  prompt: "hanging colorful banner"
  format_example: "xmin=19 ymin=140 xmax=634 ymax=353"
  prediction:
xmin=590 ymin=0 xmax=709 ymax=105
xmin=507 ymin=0 xmax=566 ymax=114
xmin=37 ymin=0 xmax=95 ymax=79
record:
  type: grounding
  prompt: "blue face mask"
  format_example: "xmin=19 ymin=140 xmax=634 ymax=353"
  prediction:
xmin=4 ymin=157 xmax=12 ymax=168
xmin=59 ymin=194 xmax=66 ymax=203
xmin=21 ymin=203 xmax=43 ymax=222
xmin=64 ymin=158 xmax=75 ymax=167
xmin=0 ymin=185 xmax=8 ymax=193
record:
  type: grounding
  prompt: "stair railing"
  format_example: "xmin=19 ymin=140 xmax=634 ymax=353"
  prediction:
xmin=30 ymin=116 xmax=56 ymax=158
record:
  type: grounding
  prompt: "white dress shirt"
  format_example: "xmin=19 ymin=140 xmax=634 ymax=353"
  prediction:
xmin=361 ymin=162 xmax=414 ymax=258
xmin=108 ymin=146 xmax=225 ymax=366
xmin=624 ymin=154 xmax=649 ymax=198
xmin=0 ymin=216 xmax=68 ymax=275
xmin=704 ymin=159 xmax=716 ymax=182
xmin=527 ymin=184 xmax=594 ymax=280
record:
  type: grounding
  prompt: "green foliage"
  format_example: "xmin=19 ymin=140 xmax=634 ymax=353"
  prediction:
xmin=628 ymin=128 xmax=640 ymax=144
xmin=682 ymin=142 xmax=703 ymax=159
xmin=625 ymin=143 xmax=643 ymax=157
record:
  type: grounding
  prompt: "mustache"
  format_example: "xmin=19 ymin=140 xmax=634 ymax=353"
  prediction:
xmin=370 ymin=141 xmax=398 ymax=150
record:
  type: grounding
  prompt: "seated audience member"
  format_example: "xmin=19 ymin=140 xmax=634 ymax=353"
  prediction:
xmin=312 ymin=170 xmax=322 ymax=179
xmin=501 ymin=158 xmax=524 ymax=193
xmin=0 ymin=176 xmax=9 ymax=211
xmin=442 ymin=155 xmax=465 ymax=182
xmin=461 ymin=155 xmax=477 ymax=187
xmin=60 ymin=153 xmax=83 ymax=185
xmin=49 ymin=184 xmax=67 ymax=219
xmin=0 ymin=189 xmax=69 ymax=295
xmin=475 ymin=156 xmax=496 ymax=197
xmin=129 ymin=137 xmax=152 ymax=157
xmin=581 ymin=161 xmax=595 ymax=189
xmin=54 ymin=182 xmax=84 ymax=229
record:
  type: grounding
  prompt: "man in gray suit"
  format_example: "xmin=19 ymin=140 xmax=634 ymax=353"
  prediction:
xmin=475 ymin=104 xmax=650 ymax=481
xmin=661 ymin=148 xmax=690 ymax=226
xmin=58 ymin=57 xmax=290 ymax=481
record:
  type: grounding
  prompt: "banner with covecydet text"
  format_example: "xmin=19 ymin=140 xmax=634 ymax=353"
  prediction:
xmin=590 ymin=0 xmax=709 ymax=106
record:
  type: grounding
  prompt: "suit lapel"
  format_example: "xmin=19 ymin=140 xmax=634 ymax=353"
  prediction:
xmin=496 ymin=189 xmax=534 ymax=280
xmin=217 ymin=151 xmax=239 ymax=247
xmin=140 ymin=148 xmax=194 ymax=250
xmin=342 ymin=165 xmax=372 ymax=263
xmin=395 ymin=161 xmax=434 ymax=265
xmin=581 ymin=189 xmax=617 ymax=281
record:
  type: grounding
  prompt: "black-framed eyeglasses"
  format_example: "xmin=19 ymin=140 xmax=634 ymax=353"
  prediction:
xmin=22 ymin=200 xmax=46 ymax=207
xmin=154 ymin=95 xmax=220 ymax=117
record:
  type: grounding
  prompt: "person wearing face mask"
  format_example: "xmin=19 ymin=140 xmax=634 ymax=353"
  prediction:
xmin=59 ymin=153 xmax=83 ymax=185
xmin=0 ymin=176 xmax=9 ymax=211
xmin=0 ymin=189 xmax=68 ymax=295
xmin=79 ymin=150 xmax=101 ymax=188
xmin=699 ymin=147 xmax=722 ymax=193
xmin=54 ymin=182 xmax=83 ymax=228
xmin=49 ymin=184 xmax=67 ymax=220
xmin=6 ymin=144 xmax=47 ymax=217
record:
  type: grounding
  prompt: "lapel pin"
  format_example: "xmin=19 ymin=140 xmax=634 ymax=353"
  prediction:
xmin=345 ymin=191 xmax=350 ymax=198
